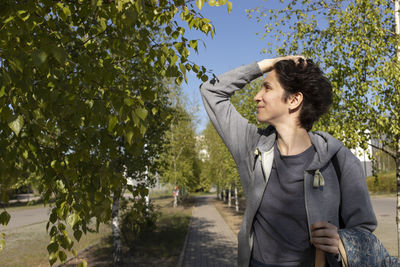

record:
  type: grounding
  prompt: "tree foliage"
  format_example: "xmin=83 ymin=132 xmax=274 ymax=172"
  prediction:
xmin=202 ymin=120 xmax=240 ymax=194
xmin=247 ymin=0 xmax=399 ymax=151
xmin=0 ymin=0 xmax=218 ymax=264
xmin=158 ymin=92 xmax=201 ymax=194
xmin=231 ymin=77 xmax=263 ymax=125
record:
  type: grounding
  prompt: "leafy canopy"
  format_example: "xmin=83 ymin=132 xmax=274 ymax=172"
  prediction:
xmin=0 ymin=0 xmax=222 ymax=264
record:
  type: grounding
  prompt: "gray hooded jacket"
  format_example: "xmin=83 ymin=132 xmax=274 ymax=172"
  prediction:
xmin=200 ymin=62 xmax=377 ymax=267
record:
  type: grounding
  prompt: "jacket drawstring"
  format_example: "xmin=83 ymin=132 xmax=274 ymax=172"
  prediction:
xmin=313 ymin=169 xmax=325 ymax=188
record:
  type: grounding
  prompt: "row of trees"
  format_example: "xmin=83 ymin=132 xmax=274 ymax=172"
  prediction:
xmin=200 ymin=77 xmax=263 ymax=212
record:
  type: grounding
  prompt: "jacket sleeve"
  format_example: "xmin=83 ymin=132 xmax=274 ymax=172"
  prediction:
xmin=200 ymin=62 xmax=263 ymax=165
xmin=336 ymin=146 xmax=377 ymax=232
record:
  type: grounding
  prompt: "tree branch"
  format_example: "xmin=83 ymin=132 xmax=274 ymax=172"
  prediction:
xmin=368 ymin=142 xmax=396 ymax=159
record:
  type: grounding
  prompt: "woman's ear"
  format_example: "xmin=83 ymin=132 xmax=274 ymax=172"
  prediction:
xmin=288 ymin=92 xmax=303 ymax=113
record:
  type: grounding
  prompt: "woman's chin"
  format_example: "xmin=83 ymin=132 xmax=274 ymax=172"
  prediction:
xmin=256 ymin=116 xmax=269 ymax=124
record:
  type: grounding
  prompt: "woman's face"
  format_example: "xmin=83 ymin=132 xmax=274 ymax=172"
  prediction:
xmin=253 ymin=70 xmax=290 ymax=125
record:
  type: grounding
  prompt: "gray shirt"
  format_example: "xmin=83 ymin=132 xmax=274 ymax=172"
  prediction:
xmin=252 ymin=143 xmax=316 ymax=266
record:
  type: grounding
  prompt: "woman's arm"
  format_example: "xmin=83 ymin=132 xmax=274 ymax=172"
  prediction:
xmin=336 ymin=146 xmax=377 ymax=231
xmin=200 ymin=62 xmax=262 ymax=164
xmin=200 ymin=56 xmax=305 ymax=162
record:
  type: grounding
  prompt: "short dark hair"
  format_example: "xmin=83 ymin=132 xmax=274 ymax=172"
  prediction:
xmin=273 ymin=58 xmax=332 ymax=131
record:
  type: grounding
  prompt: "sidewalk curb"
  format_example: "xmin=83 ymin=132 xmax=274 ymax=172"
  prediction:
xmin=178 ymin=203 xmax=195 ymax=267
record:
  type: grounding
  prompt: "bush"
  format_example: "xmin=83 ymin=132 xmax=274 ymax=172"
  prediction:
xmin=120 ymin=198 xmax=159 ymax=250
xmin=366 ymin=171 xmax=396 ymax=193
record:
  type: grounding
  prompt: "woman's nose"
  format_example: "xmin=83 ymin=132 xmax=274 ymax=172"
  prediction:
xmin=254 ymin=90 xmax=262 ymax=102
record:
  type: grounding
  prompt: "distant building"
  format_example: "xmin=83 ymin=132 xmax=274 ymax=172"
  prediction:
xmin=350 ymin=145 xmax=372 ymax=178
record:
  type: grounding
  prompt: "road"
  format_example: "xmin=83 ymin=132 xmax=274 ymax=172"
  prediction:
xmin=0 ymin=206 xmax=52 ymax=231
xmin=370 ymin=196 xmax=397 ymax=255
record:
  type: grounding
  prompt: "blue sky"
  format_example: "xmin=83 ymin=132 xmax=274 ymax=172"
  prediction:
xmin=180 ymin=1 xmax=282 ymax=134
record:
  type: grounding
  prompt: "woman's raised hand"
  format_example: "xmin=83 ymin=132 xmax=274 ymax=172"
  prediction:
xmin=257 ymin=55 xmax=307 ymax=73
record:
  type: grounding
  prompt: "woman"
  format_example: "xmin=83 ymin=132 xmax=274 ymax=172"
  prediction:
xmin=200 ymin=56 xmax=377 ymax=267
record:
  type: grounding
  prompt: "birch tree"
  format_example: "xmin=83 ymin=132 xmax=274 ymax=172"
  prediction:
xmin=0 ymin=0 xmax=220 ymax=264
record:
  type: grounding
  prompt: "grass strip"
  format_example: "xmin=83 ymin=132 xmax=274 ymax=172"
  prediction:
xmin=63 ymin=195 xmax=193 ymax=267
xmin=0 ymin=221 xmax=111 ymax=267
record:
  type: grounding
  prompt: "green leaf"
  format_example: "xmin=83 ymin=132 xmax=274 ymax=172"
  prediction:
xmin=196 ymin=0 xmax=205 ymax=10
xmin=135 ymin=107 xmax=148 ymax=120
xmin=9 ymin=59 xmax=23 ymax=72
xmin=51 ymin=160 xmax=57 ymax=169
xmin=3 ymin=15 xmax=15 ymax=24
xmin=124 ymin=98 xmax=134 ymax=106
xmin=73 ymin=230 xmax=83 ymax=242
xmin=171 ymin=31 xmax=179 ymax=40
xmin=67 ymin=213 xmax=80 ymax=228
xmin=108 ymin=116 xmax=118 ymax=132
xmin=201 ymin=75 xmax=208 ymax=82
xmin=78 ymin=260 xmax=88 ymax=267
xmin=52 ymin=46 xmax=67 ymax=64
xmin=99 ymin=18 xmax=107 ymax=32
xmin=170 ymin=55 xmax=179 ymax=66
xmin=192 ymin=64 xmax=200 ymax=73
xmin=58 ymin=223 xmax=66 ymax=231
xmin=165 ymin=26 xmax=172 ymax=35
xmin=50 ymin=225 xmax=57 ymax=236
xmin=0 ymin=86 xmax=5 ymax=97
xmin=8 ymin=115 xmax=24 ymax=136
xmin=32 ymin=49 xmax=48 ymax=67
xmin=179 ymin=63 xmax=186 ymax=75
xmin=0 ymin=211 xmax=10 ymax=226
xmin=189 ymin=40 xmax=198 ymax=50
xmin=227 ymin=1 xmax=233 ymax=14
xmin=50 ymin=212 xmax=57 ymax=224
xmin=49 ymin=251 xmax=58 ymax=266
xmin=17 ymin=10 xmax=30 ymax=21
xmin=59 ymin=250 xmax=67 ymax=262
xmin=126 ymin=130 xmax=134 ymax=145
xmin=47 ymin=242 xmax=59 ymax=254
xmin=208 ymin=0 xmax=216 ymax=6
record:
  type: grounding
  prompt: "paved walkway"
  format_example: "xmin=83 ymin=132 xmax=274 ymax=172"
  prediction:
xmin=0 ymin=206 xmax=51 ymax=230
xmin=182 ymin=195 xmax=238 ymax=267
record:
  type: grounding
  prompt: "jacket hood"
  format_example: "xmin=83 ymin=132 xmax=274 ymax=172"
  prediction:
xmin=307 ymin=131 xmax=344 ymax=171
xmin=256 ymin=127 xmax=344 ymax=170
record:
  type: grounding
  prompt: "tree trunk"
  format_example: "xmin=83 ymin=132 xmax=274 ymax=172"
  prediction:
xmin=235 ymin=185 xmax=239 ymax=212
xmin=174 ymin=191 xmax=178 ymax=207
xmin=396 ymin=0 xmax=400 ymax=59
xmin=112 ymin=190 xmax=122 ymax=266
xmin=396 ymin=150 xmax=400 ymax=257
xmin=221 ymin=187 xmax=224 ymax=202
xmin=145 ymin=166 xmax=149 ymax=211
xmin=217 ymin=185 xmax=221 ymax=200
xmin=228 ymin=184 xmax=232 ymax=207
